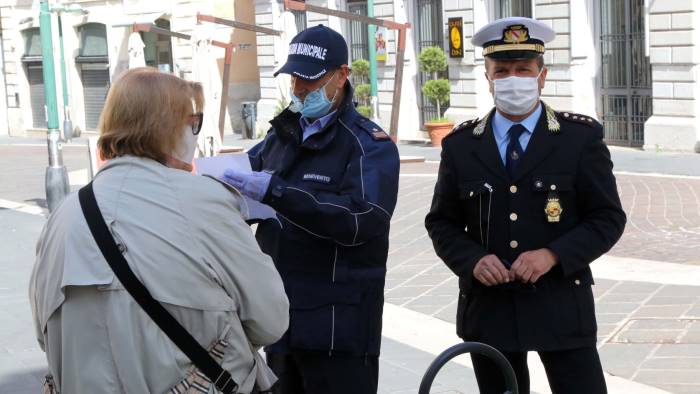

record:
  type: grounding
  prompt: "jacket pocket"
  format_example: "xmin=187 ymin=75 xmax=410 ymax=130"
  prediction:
xmin=456 ymin=290 xmax=469 ymax=337
xmin=571 ymin=276 xmax=597 ymax=337
xmin=548 ymin=275 xmax=596 ymax=338
xmin=288 ymin=283 xmax=363 ymax=353
xmin=531 ymin=174 xmax=574 ymax=192
xmin=458 ymin=179 xmax=489 ymax=243
xmin=458 ymin=179 xmax=489 ymax=200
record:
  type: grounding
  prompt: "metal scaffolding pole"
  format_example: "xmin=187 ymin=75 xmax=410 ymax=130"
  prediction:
xmin=132 ymin=23 xmax=237 ymax=142
xmin=196 ymin=13 xmax=282 ymax=140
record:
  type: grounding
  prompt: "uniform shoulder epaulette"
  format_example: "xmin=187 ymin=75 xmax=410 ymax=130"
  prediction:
xmin=557 ymin=111 xmax=602 ymax=128
xmin=445 ymin=118 xmax=479 ymax=139
xmin=355 ymin=117 xmax=391 ymax=141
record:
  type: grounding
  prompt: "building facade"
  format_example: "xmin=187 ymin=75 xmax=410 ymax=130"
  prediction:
xmin=1 ymin=1 xmax=698 ymax=152
xmin=0 ymin=0 xmax=261 ymax=138
xmin=254 ymin=0 xmax=700 ymax=152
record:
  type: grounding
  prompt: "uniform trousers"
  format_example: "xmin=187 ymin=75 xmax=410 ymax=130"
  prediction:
xmin=470 ymin=346 xmax=607 ymax=394
xmin=266 ymin=351 xmax=379 ymax=394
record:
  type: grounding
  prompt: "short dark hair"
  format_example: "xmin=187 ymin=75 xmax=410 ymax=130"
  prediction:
xmin=536 ymin=55 xmax=545 ymax=70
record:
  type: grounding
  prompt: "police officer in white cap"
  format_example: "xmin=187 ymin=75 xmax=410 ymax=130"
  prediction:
xmin=425 ymin=17 xmax=626 ymax=394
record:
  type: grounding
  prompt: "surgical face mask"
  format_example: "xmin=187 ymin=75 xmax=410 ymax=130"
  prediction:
xmin=490 ymin=70 xmax=543 ymax=116
xmin=172 ymin=124 xmax=198 ymax=164
xmin=289 ymin=73 xmax=338 ymax=119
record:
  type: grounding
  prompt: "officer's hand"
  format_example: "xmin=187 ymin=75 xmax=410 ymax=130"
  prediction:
xmin=221 ymin=169 xmax=272 ymax=202
xmin=510 ymin=248 xmax=558 ymax=284
xmin=473 ymin=255 xmax=511 ymax=286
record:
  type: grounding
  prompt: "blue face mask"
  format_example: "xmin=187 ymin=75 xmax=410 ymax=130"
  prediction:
xmin=290 ymin=73 xmax=338 ymax=119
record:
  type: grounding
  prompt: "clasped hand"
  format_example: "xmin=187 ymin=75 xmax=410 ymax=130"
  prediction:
xmin=472 ymin=249 xmax=558 ymax=286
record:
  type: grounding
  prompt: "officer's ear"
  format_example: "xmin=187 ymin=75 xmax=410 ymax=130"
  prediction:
xmin=538 ymin=67 xmax=548 ymax=91
xmin=484 ymin=58 xmax=494 ymax=94
xmin=335 ymin=65 xmax=350 ymax=89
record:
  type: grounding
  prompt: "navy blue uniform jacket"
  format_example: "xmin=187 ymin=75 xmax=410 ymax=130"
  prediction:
xmin=425 ymin=103 xmax=626 ymax=352
xmin=249 ymin=83 xmax=400 ymax=356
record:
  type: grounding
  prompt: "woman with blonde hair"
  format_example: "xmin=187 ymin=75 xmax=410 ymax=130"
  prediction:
xmin=29 ymin=68 xmax=289 ymax=394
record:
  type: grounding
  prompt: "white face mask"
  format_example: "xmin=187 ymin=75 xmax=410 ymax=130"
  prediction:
xmin=490 ymin=70 xmax=543 ymax=116
xmin=172 ymin=125 xmax=198 ymax=164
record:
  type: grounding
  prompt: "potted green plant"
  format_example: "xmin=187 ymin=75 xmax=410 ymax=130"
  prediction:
xmin=418 ymin=46 xmax=453 ymax=147
xmin=351 ymin=58 xmax=372 ymax=118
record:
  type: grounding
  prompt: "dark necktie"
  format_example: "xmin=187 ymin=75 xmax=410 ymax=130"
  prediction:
xmin=506 ymin=124 xmax=526 ymax=178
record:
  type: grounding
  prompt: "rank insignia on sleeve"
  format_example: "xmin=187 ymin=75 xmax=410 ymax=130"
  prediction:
xmin=472 ymin=109 xmax=494 ymax=138
xmin=544 ymin=103 xmax=560 ymax=134
xmin=372 ymin=130 xmax=390 ymax=140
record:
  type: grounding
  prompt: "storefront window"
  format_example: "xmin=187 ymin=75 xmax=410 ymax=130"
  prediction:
xmin=495 ymin=0 xmax=532 ymax=18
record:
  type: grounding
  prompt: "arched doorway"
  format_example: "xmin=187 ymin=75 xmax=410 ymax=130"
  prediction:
xmin=76 ymin=23 xmax=110 ymax=131
xmin=416 ymin=0 xmax=447 ymax=126
xmin=599 ymin=0 xmax=651 ymax=147
xmin=141 ymin=18 xmax=174 ymax=73
xmin=21 ymin=27 xmax=46 ymax=129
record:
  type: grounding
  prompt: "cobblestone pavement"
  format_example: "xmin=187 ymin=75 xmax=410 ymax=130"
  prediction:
xmin=3 ymin=141 xmax=700 ymax=392
xmin=0 ymin=144 xmax=88 ymax=207
xmin=612 ymin=174 xmax=700 ymax=264
xmin=386 ymin=162 xmax=700 ymax=393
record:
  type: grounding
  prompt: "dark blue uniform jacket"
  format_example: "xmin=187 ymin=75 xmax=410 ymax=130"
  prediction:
xmin=425 ymin=103 xmax=626 ymax=352
xmin=249 ymin=82 xmax=400 ymax=356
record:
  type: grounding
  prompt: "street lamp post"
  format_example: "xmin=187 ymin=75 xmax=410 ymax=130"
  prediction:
xmin=50 ymin=2 xmax=85 ymax=142
xmin=56 ymin=11 xmax=72 ymax=141
xmin=39 ymin=0 xmax=70 ymax=212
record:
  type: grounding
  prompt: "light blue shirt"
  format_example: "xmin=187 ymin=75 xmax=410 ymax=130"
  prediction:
xmin=299 ymin=110 xmax=337 ymax=142
xmin=492 ymin=103 xmax=543 ymax=165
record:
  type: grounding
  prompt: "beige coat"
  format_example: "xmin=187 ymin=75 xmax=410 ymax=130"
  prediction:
xmin=29 ymin=156 xmax=289 ymax=394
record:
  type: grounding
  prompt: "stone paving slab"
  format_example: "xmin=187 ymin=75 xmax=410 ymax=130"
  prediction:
xmin=386 ymin=167 xmax=700 ymax=393
xmin=2 ymin=140 xmax=700 ymax=393
xmin=0 ymin=145 xmax=88 ymax=207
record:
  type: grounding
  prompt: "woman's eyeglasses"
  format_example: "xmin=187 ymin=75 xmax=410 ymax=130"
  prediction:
xmin=189 ymin=113 xmax=204 ymax=135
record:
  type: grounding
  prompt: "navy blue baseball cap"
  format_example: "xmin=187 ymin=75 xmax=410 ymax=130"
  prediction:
xmin=274 ymin=25 xmax=348 ymax=81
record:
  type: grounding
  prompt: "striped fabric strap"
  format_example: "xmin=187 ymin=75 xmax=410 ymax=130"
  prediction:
xmin=169 ymin=340 xmax=231 ymax=394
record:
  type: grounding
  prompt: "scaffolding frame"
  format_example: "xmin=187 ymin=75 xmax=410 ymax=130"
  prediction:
xmin=133 ymin=19 xmax=282 ymax=141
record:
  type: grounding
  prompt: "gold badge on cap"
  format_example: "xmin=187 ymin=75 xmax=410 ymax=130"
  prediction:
xmin=544 ymin=194 xmax=563 ymax=223
xmin=503 ymin=25 xmax=529 ymax=44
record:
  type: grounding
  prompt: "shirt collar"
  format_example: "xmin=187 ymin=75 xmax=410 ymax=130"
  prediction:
xmin=299 ymin=109 xmax=338 ymax=132
xmin=493 ymin=102 xmax=543 ymax=140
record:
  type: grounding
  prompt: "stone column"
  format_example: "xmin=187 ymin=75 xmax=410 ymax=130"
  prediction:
xmin=533 ymin=0 xmax=574 ymax=112
xmin=443 ymin=0 xmax=481 ymax=124
xmin=644 ymin=0 xmax=700 ymax=152
xmin=567 ymin=0 xmax=597 ymax=117
xmin=255 ymin=0 xmax=288 ymax=134
xmin=373 ymin=0 xmax=420 ymax=140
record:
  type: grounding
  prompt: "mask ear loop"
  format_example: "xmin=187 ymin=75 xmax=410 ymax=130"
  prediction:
xmin=323 ymin=71 xmax=340 ymax=106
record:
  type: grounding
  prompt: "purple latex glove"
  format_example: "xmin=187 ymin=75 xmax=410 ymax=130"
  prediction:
xmin=222 ymin=168 xmax=272 ymax=202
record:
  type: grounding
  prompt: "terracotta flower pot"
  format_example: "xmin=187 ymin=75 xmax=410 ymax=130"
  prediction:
xmin=425 ymin=121 xmax=454 ymax=147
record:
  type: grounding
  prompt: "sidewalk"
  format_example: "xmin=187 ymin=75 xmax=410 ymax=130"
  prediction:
xmin=3 ymin=134 xmax=700 ymax=176
xmin=0 ymin=206 xmax=681 ymax=393
xmin=2 ymin=135 xmax=700 ymax=392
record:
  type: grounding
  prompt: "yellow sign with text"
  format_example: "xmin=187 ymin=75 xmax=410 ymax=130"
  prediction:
xmin=448 ymin=18 xmax=463 ymax=58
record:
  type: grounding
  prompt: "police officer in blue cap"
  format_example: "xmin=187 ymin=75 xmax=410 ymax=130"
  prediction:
xmin=222 ymin=25 xmax=400 ymax=394
xmin=425 ymin=17 xmax=626 ymax=394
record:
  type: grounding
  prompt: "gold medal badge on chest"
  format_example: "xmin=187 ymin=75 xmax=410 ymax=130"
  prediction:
xmin=544 ymin=193 xmax=563 ymax=222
